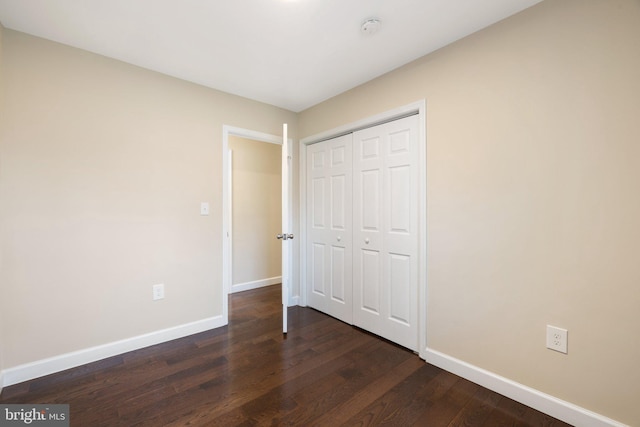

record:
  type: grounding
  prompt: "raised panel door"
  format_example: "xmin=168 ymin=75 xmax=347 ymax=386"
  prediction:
xmin=353 ymin=115 xmax=419 ymax=351
xmin=306 ymin=134 xmax=353 ymax=324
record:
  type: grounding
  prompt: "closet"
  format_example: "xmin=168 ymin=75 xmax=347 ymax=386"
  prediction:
xmin=306 ymin=115 xmax=419 ymax=351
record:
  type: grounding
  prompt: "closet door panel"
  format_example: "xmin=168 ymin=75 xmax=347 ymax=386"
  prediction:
xmin=330 ymin=246 xmax=346 ymax=302
xmin=311 ymin=177 xmax=325 ymax=228
xmin=306 ymin=134 xmax=353 ymax=324
xmin=388 ymin=253 xmax=411 ymax=325
xmin=331 ymin=175 xmax=346 ymax=230
xmin=353 ymin=115 xmax=419 ymax=351
xmin=361 ymin=248 xmax=381 ymax=314
xmin=361 ymin=170 xmax=381 ymax=233
xmin=311 ymin=243 xmax=326 ymax=295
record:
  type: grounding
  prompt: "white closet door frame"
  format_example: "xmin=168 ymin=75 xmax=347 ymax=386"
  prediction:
xmin=299 ymin=100 xmax=427 ymax=359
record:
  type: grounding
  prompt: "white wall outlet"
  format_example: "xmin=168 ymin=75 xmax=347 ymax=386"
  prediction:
xmin=152 ymin=283 xmax=165 ymax=301
xmin=546 ymin=325 xmax=568 ymax=354
xmin=200 ymin=202 xmax=210 ymax=216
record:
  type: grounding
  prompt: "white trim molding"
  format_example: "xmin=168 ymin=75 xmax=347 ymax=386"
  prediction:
xmin=230 ymin=276 xmax=282 ymax=294
xmin=425 ymin=348 xmax=628 ymax=427
xmin=0 ymin=316 xmax=225 ymax=390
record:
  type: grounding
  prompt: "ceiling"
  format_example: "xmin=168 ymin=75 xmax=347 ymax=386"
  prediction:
xmin=0 ymin=0 xmax=542 ymax=112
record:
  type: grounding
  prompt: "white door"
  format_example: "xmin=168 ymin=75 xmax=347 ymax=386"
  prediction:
xmin=306 ymin=134 xmax=353 ymax=324
xmin=352 ymin=115 xmax=419 ymax=351
xmin=279 ymin=124 xmax=293 ymax=334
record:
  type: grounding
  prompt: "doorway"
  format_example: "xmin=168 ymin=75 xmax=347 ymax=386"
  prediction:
xmin=222 ymin=125 xmax=282 ymax=324
xmin=228 ymin=136 xmax=282 ymax=294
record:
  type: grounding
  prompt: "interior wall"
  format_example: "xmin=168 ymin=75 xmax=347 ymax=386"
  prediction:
xmin=229 ymin=136 xmax=281 ymax=289
xmin=0 ymin=29 xmax=297 ymax=369
xmin=0 ymin=23 xmax=5 ymax=385
xmin=298 ymin=1 xmax=640 ymax=425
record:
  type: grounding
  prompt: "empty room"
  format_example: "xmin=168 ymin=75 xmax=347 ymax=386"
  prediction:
xmin=0 ymin=0 xmax=638 ymax=426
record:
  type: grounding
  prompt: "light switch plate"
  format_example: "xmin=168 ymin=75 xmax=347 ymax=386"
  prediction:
xmin=200 ymin=202 xmax=210 ymax=215
xmin=153 ymin=283 xmax=165 ymax=301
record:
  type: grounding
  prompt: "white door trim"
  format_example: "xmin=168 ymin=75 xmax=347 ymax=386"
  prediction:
xmin=299 ymin=100 xmax=427 ymax=359
xmin=222 ymin=125 xmax=283 ymax=326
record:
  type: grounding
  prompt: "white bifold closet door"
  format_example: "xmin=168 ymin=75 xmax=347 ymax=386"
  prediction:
xmin=352 ymin=115 xmax=419 ymax=351
xmin=306 ymin=115 xmax=419 ymax=351
xmin=306 ymin=134 xmax=353 ymax=324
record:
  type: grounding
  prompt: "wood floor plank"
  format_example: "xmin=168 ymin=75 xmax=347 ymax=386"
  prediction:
xmin=280 ymin=341 xmax=415 ymax=426
xmin=448 ymin=386 xmax=504 ymax=427
xmin=481 ymin=394 xmax=532 ymax=427
xmin=341 ymin=363 xmax=451 ymax=426
xmin=167 ymin=331 xmax=375 ymax=425
xmin=0 ymin=285 xmax=574 ymax=427
xmin=411 ymin=377 xmax=481 ymax=426
xmin=262 ymin=340 xmax=386 ymax=425
xmin=309 ymin=355 xmax=424 ymax=426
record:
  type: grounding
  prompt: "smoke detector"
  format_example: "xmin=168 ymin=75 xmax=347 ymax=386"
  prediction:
xmin=361 ymin=18 xmax=381 ymax=35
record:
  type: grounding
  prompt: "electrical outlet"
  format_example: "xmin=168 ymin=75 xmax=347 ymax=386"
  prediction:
xmin=153 ymin=284 xmax=165 ymax=301
xmin=546 ymin=325 xmax=568 ymax=354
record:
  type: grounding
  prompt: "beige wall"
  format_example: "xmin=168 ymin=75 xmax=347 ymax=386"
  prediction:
xmin=229 ymin=136 xmax=281 ymax=287
xmin=299 ymin=0 xmax=640 ymax=425
xmin=0 ymin=29 xmax=297 ymax=369
xmin=0 ymin=23 xmax=5 ymax=380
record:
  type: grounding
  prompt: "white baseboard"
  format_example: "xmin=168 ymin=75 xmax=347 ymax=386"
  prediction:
xmin=230 ymin=276 xmax=281 ymax=294
xmin=0 ymin=315 xmax=225 ymax=390
xmin=424 ymin=348 xmax=627 ymax=427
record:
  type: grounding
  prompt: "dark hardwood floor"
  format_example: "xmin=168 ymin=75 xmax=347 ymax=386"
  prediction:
xmin=1 ymin=285 xmax=572 ymax=426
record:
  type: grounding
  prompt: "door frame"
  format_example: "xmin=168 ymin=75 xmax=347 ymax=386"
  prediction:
xmin=298 ymin=100 xmax=427 ymax=359
xmin=221 ymin=125 xmax=291 ymax=325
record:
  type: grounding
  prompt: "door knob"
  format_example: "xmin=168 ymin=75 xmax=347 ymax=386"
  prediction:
xmin=364 ymin=238 xmax=370 ymax=244
xmin=276 ymin=233 xmax=294 ymax=240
